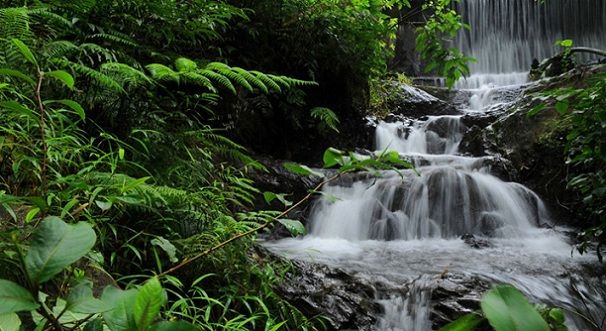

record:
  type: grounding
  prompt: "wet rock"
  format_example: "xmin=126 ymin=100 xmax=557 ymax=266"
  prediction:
xmin=461 ymin=234 xmax=491 ymax=249
xmin=371 ymin=81 xmax=459 ymax=120
xmin=459 ymin=125 xmax=489 ymax=156
xmin=273 ymin=259 xmax=381 ymax=330
xmin=430 ymin=274 xmax=491 ymax=329
xmin=488 ymin=65 xmax=606 ymax=224
xmin=478 ymin=214 xmax=505 ymax=237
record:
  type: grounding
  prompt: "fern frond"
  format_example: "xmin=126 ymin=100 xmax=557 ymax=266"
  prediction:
xmin=268 ymin=74 xmax=318 ymax=89
xmin=180 ymin=72 xmax=216 ymax=92
xmin=146 ymin=63 xmax=179 ymax=82
xmin=232 ymin=67 xmax=268 ymax=93
xmin=311 ymin=107 xmax=340 ymax=133
xmin=200 ymin=70 xmax=236 ymax=94
xmin=43 ymin=40 xmax=79 ymax=58
xmin=204 ymin=62 xmax=252 ymax=92
xmin=0 ymin=7 xmax=31 ymax=39
xmin=54 ymin=59 xmax=124 ymax=93
xmin=28 ymin=7 xmax=72 ymax=30
xmin=250 ymin=70 xmax=282 ymax=93
xmin=79 ymin=43 xmax=117 ymax=62
xmin=101 ymin=62 xmax=152 ymax=88
xmin=88 ymin=32 xmax=138 ymax=48
xmin=175 ymin=57 xmax=198 ymax=72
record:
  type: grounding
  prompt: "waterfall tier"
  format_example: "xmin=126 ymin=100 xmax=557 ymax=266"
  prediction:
xmin=454 ymin=0 xmax=606 ymax=88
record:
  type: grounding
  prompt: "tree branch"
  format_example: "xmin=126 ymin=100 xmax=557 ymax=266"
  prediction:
xmin=158 ymin=173 xmax=340 ymax=277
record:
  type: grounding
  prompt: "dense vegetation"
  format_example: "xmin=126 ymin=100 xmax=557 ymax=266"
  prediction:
xmin=0 ymin=0 xmax=468 ymax=330
xmin=0 ymin=0 xmax=603 ymax=330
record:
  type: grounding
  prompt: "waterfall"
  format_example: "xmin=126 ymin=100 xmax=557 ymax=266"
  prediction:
xmin=263 ymin=1 xmax=606 ymax=329
xmin=453 ymin=0 xmax=606 ymax=88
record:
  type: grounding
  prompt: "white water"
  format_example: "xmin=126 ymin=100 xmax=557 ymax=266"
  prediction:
xmin=264 ymin=104 xmax=605 ymax=329
xmin=264 ymin=99 xmax=605 ymax=330
xmin=263 ymin=1 xmax=606 ymax=329
xmin=453 ymin=0 xmax=606 ymax=89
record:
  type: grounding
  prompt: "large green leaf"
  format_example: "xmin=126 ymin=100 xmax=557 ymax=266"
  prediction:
xmin=0 ymin=280 xmax=39 ymax=314
xmin=66 ymin=281 xmax=112 ymax=313
xmin=0 ymin=313 xmax=21 ymax=331
xmin=133 ymin=277 xmax=165 ymax=331
xmin=11 ymin=39 xmax=37 ymax=66
xmin=101 ymin=287 xmax=138 ymax=331
xmin=277 ymin=219 xmax=306 ymax=236
xmin=24 ymin=216 xmax=96 ymax=284
xmin=45 ymin=70 xmax=75 ymax=89
xmin=480 ymin=285 xmax=549 ymax=331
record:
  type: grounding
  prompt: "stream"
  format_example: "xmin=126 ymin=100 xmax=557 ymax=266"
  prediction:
xmin=263 ymin=1 xmax=606 ymax=330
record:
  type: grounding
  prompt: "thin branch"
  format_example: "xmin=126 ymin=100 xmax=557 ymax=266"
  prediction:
xmin=38 ymin=307 xmax=64 ymax=331
xmin=35 ymin=71 xmax=48 ymax=195
xmin=158 ymin=173 xmax=340 ymax=277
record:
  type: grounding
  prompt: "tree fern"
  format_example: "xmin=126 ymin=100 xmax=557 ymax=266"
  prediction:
xmin=146 ymin=57 xmax=317 ymax=97
xmin=101 ymin=62 xmax=152 ymax=89
xmin=199 ymin=69 xmax=237 ymax=94
xmin=180 ymin=72 xmax=216 ymax=92
xmin=232 ymin=67 xmax=268 ymax=94
xmin=145 ymin=63 xmax=180 ymax=82
xmin=53 ymin=59 xmax=124 ymax=93
xmin=88 ymin=32 xmax=138 ymax=48
xmin=250 ymin=71 xmax=282 ymax=93
xmin=175 ymin=57 xmax=198 ymax=72
xmin=310 ymin=107 xmax=340 ymax=133
xmin=43 ymin=40 xmax=79 ymax=58
xmin=0 ymin=7 xmax=31 ymax=39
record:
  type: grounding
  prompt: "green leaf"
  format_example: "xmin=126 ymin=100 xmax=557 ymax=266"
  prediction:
xmin=263 ymin=192 xmax=293 ymax=207
xmin=438 ymin=313 xmax=483 ymax=331
xmin=151 ymin=237 xmax=178 ymax=263
xmin=25 ymin=207 xmax=40 ymax=223
xmin=0 ymin=69 xmax=36 ymax=85
xmin=277 ymin=219 xmax=306 ymax=236
xmin=95 ymin=200 xmax=112 ymax=211
xmin=0 ymin=280 xmax=39 ymax=314
xmin=25 ymin=216 xmax=97 ymax=284
xmin=83 ymin=318 xmax=104 ymax=331
xmin=0 ymin=313 xmax=21 ymax=331
xmin=0 ymin=101 xmax=36 ymax=119
xmin=133 ymin=277 xmax=165 ymax=331
xmin=45 ymin=99 xmax=85 ymax=120
xmin=323 ymin=148 xmax=345 ymax=168
xmin=66 ymin=281 xmax=111 ymax=313
xmin=480 ymin=285 xmax=549 ymax=331
xmin=102 ymin=287 xmax=138 ymax=331
xmin=11 ymin=39 xmax=37 ymax=66
xmin=149 ymin=321 xmax=200 ymax=331
xmin=46 ymin=70 xmax=75 ymax=89
xmin=283 ymin=162 xmax=324 ymax=178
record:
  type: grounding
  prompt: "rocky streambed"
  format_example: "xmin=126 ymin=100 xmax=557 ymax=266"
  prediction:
xmin=255 ymin=65 xmax=606 ymax=331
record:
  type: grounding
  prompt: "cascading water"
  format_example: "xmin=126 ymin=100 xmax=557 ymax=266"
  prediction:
xmin=264 ymin=96 xmax=605 ymax=330
xmin=453 ymin=0 xmax=606 ymax=89
xmin=264 ymin=1 xmax=606 ymax=329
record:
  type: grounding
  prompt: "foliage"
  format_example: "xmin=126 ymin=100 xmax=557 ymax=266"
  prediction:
xmin=528 ymin=72 xmax=606 ymax=261
xmin=416 ymin=0 xmax=475 ymax=88
xmin=0 ymin=5 xmax=325 ymax=329
xmin=439 ymin=285 xmax=567 ymax=331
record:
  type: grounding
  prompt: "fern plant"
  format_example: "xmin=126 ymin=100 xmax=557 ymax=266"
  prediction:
xmin=147 ymin=57 xmax=317 ymax=95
